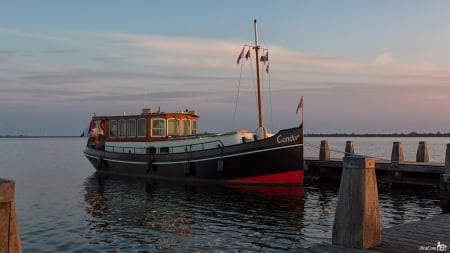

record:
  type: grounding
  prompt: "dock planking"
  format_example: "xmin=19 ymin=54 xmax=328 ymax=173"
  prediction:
xmin=305 ymin=157 xmax=444 ymax=174
xmin=302 ymin=143 xmax=450 ymax=252
xmin=304 ymin=139 xmax=448 ymax=186
xmin=374 ymin=214 xmax=450 ymax=253
xmin=304 ymin=214 xmax=450 ymax=253
xmin=305 ymin=158 xmax=445 ymax=186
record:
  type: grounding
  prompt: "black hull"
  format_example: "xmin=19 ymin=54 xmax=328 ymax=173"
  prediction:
xmin=84 ymin=126 xmax=304 ymax=184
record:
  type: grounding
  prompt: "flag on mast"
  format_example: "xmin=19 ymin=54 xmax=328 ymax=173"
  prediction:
xmin=236 ymin=47 xmax=245 ymax=64
xmin=245 ymin=48 xmax=251 ymax=60
xmin=260 ymin=51 xmax=269 ymax=64
xmin=296 ymin=96 xmax=303 ymax=115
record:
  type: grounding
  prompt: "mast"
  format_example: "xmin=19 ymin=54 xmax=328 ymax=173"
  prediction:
xmin=253 ymin=19 xmax=265 ymax=137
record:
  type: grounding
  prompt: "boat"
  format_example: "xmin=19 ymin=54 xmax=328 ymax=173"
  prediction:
xmin=83 ymin=20 xmax=304 ymax=184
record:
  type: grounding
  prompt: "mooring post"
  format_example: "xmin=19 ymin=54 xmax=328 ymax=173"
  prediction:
xmin=345 ymin=140 xmax=355 ymax=156
xmin=441 ymin=144 xmax=450 ymax=190
xmin=391 ymin=141 xmax=404 ymax=163
xmin=319 ymin=140 xmax=330 ymax=161
xmin=416 ymin=141 xmax=430 ymax=162
xmin=0 ymin=179 xmax=22 ymax=253
xmin=332 ymin=155 xmax=381 ymax=249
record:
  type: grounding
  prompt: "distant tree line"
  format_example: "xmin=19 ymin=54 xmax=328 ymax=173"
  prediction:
xmin=2 ymin=132 xmax=450 ymax=138
xmin=305 ymin=132 xmax=450 ymax=137
xmin=0 ymin=135 xmax=77 ymax=138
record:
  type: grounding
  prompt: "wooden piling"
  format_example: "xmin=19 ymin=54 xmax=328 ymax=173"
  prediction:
xmin=344 ymin=140 xmax=354 ymax=156
xmin=0 ymin=179 xmax=22 ymax=253
xmin=319 ymin=140 xmax=330 ymax=161
xmin=416 ymin=141 xmax=429 ymax=162
xmin=391 ymin=141 xmax=404 ymax=162
xmin=332 ymin=156 xmax=381 ymax=249
xmin=441 ymin=144 xmax=450 ymax=190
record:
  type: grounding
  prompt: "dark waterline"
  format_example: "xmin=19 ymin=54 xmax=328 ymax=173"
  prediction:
xmin=0 ymin=137 xmax=448 ymax=252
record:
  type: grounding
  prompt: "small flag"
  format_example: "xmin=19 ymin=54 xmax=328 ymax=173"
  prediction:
xmin=80 ymin=127 xmax=89 ymax=137
xmin=296 ymin=96 xmax=303 ymax=115
xmin=266 ymin=63 xmax=269 ymax=73
xmin=80 ymin=120 xmax=93 ymax=137
xmin=88 ymin=120 xmax=95 ymax=134
xmin=237 ymin=47 xmax=245 ymax=64
xmin=245 ymin=48 xmax=251 ymax=60
xmin=260 ymin=51 xmax=269 ymax=64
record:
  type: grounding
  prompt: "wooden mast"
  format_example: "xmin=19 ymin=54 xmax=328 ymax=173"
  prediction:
xmin=253 ymin=19 xmax=266 ymax=138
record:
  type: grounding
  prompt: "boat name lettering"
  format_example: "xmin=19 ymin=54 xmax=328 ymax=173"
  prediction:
xmin=276 ymin=134 xmax=300 ymax=144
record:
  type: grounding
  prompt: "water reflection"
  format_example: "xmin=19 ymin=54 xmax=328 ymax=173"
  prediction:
xmin=82 ymin=173 xmax=306 ymax=252
xmin=81 ymin=173 xmax=449 ymax=252
xmin=378 ymin=182 xmax=450 ymax=226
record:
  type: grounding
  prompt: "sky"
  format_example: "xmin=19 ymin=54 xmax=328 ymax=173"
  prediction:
xmin=2 ymin=1 xmax=450 ymax=135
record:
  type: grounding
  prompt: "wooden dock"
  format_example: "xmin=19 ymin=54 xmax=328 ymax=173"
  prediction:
xmin=0 ymin=178 xmax=22 ymax=253
xmin=302 ymin=153 xmax=450 ymax=252
xmin=305 ymin=157 xmax=445 ymax=185
xmin=304 ymin=155 xmax=450 ymax=252
xmin=304 ymin=140 xmax=450 ymax=187
xmin=304 ymin=214 xmax=450 ymax=252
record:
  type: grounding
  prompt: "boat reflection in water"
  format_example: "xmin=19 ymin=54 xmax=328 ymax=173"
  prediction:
xmin=82 ymin=173 xmax=305 ymax=252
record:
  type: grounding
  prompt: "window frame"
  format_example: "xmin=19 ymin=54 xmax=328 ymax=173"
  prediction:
xmin=109 ymin=120 xmax=117 ymax=138
xmin=167 ymin=118 xmax=179 ymax=136
xmin=137 ymin=118 xmax=147 ymax=138
xmin=151 ymin=118 xmax=166 ymax=137
xmin=181 ymin=119 xmax=191 ymax=136
xmin=127 ymin=119 xmax=136 ymax=137
xmin=192 ymin=120 xmax=198 ymax=135
xmin=118 ymin=119 xmax=126 ymax=138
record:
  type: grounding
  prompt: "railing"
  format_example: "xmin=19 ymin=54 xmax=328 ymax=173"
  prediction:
xmin=105 ymin=139 xmax=225 ymax=155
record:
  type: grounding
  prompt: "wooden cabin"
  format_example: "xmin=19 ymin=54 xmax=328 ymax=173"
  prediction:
xmin=87 ymin=108 xmax=199 ymax=149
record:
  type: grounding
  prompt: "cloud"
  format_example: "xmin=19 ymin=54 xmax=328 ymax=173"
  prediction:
xmin=4 ymin=28 xmax=450 ymax=109
xmin=373 ymin=52 xmax=394 ymax=65
xmin=4 ymin=28 xmax=450 ymax=87
xmin=0 ymin=27 xmax=73 ymax=43
xmin=44 ymin=48 xmax=80 ymax=54
xmin=0 ymin=50 xmax=16 ymax=55
xmin=99 ymin=32 xmax=366 ymax=72
xmin=96 ymin=32 xmax=450 ymax=85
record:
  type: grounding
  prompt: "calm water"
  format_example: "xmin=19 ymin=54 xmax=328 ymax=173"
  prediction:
xmin=0 ymin=137 xmax=449 ymax=252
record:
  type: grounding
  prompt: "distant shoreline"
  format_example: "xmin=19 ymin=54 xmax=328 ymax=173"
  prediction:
xmin=1 ymin=132 xmax=450 ymax=138
xmin=305 ymin=132 xmax=450 ymax=137
xmin=0 ymin=135 xmax=79 ymax=138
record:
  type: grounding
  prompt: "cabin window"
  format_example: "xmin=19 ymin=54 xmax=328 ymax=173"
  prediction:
xmin=127 ymin=119 xmax=136 ymax=137
xmin=167 ymin=118 xmax=179 ymax=136
xmin=192 ymin=120 xmax=198 ymax=135
xmin=152 ymin=119 xmax=165 ymax=137
xmin=118 ymin=119 xmax=126 ymax=137
xmin=89 ymin=120 xmax=104 ymax=137
xmin=182 ymin=119 xmax=190 ymax=135
xmin=109 ymin=120 xmax=117 ymax=137
xmin=146 ymin=147 xmax=157 ymax=154
xmin=160 ymin=147 xmax=170 ymax=153
xmin=137 ymin=118 xmax=146 ymax=137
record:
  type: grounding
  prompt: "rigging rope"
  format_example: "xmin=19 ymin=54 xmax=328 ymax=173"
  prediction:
xmin=266 ymin=61 xmax=274 ymax=133
xmin=303 ymin=142 xmax=391 ymax=162
xmin=251 ymin=55 xmax=258 ymax=115
xmin=232 ymin=45 xmax=274 ymax=133
xmin=232 ymin=59 xmax=246 ymax=130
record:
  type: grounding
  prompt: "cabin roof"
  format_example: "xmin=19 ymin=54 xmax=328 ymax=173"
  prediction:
xmin=92 ymin=108 xmax=199 ymax=120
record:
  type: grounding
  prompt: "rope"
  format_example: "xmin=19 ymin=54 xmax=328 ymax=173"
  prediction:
xmin=232 ymin=59 xmax=246 ymax=130
xmin=304 ymin=142 xmax=391 ymax=162
xmin=266 ymin=60 xmax=274 ymax=133
xmin=251 ymin=56 xmax=258 ymax=114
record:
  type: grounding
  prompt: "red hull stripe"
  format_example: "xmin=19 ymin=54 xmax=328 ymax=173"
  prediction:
xmin=229 ymin=170 xmax=304 ymax=184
